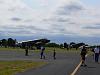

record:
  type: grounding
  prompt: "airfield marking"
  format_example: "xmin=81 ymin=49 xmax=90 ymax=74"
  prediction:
xmin=70 ymin=54 xmax=88 ymax=75
xmin=70 ymin=60 xmax=82 ymax=75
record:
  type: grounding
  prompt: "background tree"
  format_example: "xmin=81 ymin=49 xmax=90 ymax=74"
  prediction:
xmin=45 ymin=43 xmax=59 ymax=48
xmin=59 ymin=44 xmax=63 ymax=48
xmin=0 ymin=40 xmax=2 ymax=46
xmin=64 ymin=42 xmax=69 ymax=50
xmin=8 ymin=38 xmax=16 ymax=47
xmin=1 ymin=39 xmax=7 ymax=47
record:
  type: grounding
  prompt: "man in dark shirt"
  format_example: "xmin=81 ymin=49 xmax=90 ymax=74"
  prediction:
xmin=25 ymin=46 xmax=28 ymax=56
xmin=53 ymin=49 xmax=56 ymax=60
xmin=80 ymin=46 xmax=87 ymax=67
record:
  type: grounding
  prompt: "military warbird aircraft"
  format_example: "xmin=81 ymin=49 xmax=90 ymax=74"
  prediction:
xmin=19 ymin=38 xmax=50 ymax=49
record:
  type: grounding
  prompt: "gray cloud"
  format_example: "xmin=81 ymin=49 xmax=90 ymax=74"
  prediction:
xmin=0 ymin=25 xmax=48 ymax=36
xmin=83 ymin=26 xmax=100 ymax=29
xmin=57 ymin=18 xmax=70 ymax=22
xmin=0 ymin=0 xmax=100 ymax=38
xmin=68 ymin=22 xmax=76 ymax=25
xmin=0 ymin=25 xmax=23 ymax=30
xmin=49 ymin=23 xmax=76 ymax=35
xmin=57 ymin=2 xmax=83 ymax=15
xmin=11 ymin=17 xmax=22 ymax=21
xmin=0 ymin=26 xmax=33 ymax=36
xmin=0 ymin=25 xmax=43 ymax=31
xmin=24 ymin=19 xmax=33 ymax=22
xmin=19 ymin=25 xmax=47 ymax=31
xmin=95 ymin=23 xmax=100 ymax=26
xmin=0 ymin=1 xmax=3 ymax=3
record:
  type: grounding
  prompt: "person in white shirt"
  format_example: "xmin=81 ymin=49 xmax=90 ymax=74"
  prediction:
xmin=40 ymin=46 xmax=45 ymax=59
xmin=94 ymin=46 xmax=100 ymax=63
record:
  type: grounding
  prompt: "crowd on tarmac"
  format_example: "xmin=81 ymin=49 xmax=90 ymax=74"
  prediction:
xmin=25 ymin=46 xmax=56 ymax=60
xmin=80 ymin=45 xmax=100 ymax=67
xmin=25 ymin=45 xmax=100 ymax=65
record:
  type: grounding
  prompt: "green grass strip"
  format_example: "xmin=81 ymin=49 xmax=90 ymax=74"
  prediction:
xmin=0 ymin=61 xmax=47 ymax=75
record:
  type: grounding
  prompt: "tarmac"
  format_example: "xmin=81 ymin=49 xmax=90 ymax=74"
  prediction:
xmin=76 ymin=54 xmax=100 ymax=75
xmin=0 ymin=50 xmax=100 ymax=75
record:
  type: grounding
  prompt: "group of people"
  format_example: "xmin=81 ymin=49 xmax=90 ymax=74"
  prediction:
xmin=25 ymin=45 xmax=100 ymax=65
xmin=25 ymin=46 xmax=56 ymax=60
xmin=40 ymin=46 xmax=56 ymax=60
xmin=80 ymin=46 xmax=100 ymax=67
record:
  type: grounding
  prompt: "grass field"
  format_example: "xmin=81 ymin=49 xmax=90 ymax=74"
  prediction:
xmin=0 ymin=47 xmax=80 ymax=52
xmin=0 ymin=47 xmax=88 ymax=75
xmin=0 ymin=61 xmax=47 ymax=75
xmin=0 ymin=47 xmax=24 ymax=51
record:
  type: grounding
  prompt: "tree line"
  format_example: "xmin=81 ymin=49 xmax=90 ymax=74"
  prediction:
xmin=45 ymin=42 xmax=87 ymax=50
xmin=0 ymin=38 xmax=16 ymax=48
xmin=0 ymin=38 xmax=88 ymax=50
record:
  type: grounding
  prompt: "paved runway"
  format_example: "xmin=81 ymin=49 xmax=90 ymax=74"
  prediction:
xmin=0 ymin=50 xmax=80 ymax=75
xmin=76 ymin=54 xmax=100 ymax=75
xmin=1 ymin=50 xmax=100 ymax=75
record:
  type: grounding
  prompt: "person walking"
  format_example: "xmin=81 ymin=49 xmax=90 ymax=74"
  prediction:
xmin=53 ymin=49 xmax=56 ymax=60
xmin=25 ymin=46 xmax=28 ymax=56
xmin=94 ymin=46 xmax=100 ymax=63
xmin=80 ymin=46 xmax=87 ymax=67
xmin=40 ymin=46 xmax=45 ymax=59
xmin=91 ymin=47 xmax=95 ymax=59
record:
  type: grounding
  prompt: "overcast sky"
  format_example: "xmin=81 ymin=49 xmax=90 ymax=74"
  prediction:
xmin=0 ymin=0 xmax=100 ymax=45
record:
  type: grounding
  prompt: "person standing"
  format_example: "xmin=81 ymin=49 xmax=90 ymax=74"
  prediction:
xmin=80 ymin=46 xmax=87 ymax=67
xmin=94 ymin=46 xmax=100 ymax=63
